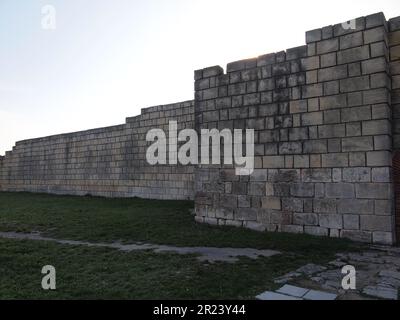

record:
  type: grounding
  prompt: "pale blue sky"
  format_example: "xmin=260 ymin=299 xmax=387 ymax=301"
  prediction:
xmin=0 ymin=0 xmax=399 ymax=155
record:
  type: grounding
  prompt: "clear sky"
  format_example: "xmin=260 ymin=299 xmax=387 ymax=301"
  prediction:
xmin=0 ymin=0 xmax=399 ymax=155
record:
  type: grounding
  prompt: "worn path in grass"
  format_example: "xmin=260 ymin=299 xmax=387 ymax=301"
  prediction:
xmin=0 ymin=231 xmax=280 ymax=263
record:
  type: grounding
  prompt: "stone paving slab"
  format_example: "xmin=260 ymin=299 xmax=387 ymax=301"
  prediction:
xmin=276 ymin=285 xmax=309 ymax=298
xmin=363 ymin=286 xmax=398 ymax=300
xmin=256 ymin=291 xmax=303 ymax=301
xmin=303 ymin=289 xmax=337 ymax=300
xmin=257 ymin=285 xmax=337 ymax=300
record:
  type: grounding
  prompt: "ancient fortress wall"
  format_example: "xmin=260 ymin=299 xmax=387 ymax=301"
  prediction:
xmin=1 ymin=12 xmax=400 ymax=244
xmin=194 ymin=12 xmax=400 ymax=245
xmin=0 ymin=101 xmax=195 ymax=200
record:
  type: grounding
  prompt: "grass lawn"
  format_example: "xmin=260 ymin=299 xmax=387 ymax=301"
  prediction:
xmin=0 ymin=192 xmax=361 ymax=299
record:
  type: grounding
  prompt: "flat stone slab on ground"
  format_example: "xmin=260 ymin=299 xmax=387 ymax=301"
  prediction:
xmin=363 ymin=286 xmax=398 ymax=300
xmin=256 ymin=291 xmax=303 ymax=300
xmin=276 ymin=285 xmax=309 ymax=298
xmin=303 ymin=289 xmax=337 ymax=300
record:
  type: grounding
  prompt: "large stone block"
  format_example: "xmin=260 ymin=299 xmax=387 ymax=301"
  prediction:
xmin=341 ymin=230 xmax=372 ymax=243
xmin=261 ymin=197 xmax=281 ymax=210
xmin=337 ymin=199 xmax=374 ymax=214
xmin=325 ymin=183 xmax=355 ymax=199
xmin=293 ymin=213 xmax=318 ymax=226
xmin=318 ymin=65 xmax=347 ymax=82
xmin=313 ymin=199 xmax=337 ymax=213
xmin=290 ymin=183 xmax=314 ymax=197
xmin=317 ymin=38 xmax=339 ymax=54
xmin=356 ymin=183 xmax=392 ymax=199
xmin=340 ymin=32 xmax=363 ymax=49
xmin=321 ymin=153 xmax=348 ymax=167
xmin=342 ymin=167 xmax=371 ymax=182
xmin=343 ymin=214 xmax=360 ymax=230
xmin=319 ymin=214 xmax=343 ymax=229
xmin=339 ymin=76 xmax=370 ymax=92
xmin=341 ymin=106 xmax=371 ymax=122
xmin=337 ymin=46 xmax=370 ymax=64
xmin=342 ymin=137 xmax=373 ymax=152
xmin=360 ymin=215 xmax=393 ymax=232
xmin=319 ymin=94 xmax=347 ymax=110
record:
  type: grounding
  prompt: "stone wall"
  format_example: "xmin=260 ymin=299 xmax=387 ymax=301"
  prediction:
xmin=1 ymin=12 xmax=400 ymax=244
xmin=0 ymin=101 xmax=195 ymax=200
xmin=194 ymin=12 xmax=399 ymax=245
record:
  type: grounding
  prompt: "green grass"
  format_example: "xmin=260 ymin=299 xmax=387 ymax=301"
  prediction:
xmin=0 ymin=238 xmax=315 ymax=299
xmin=0 ymin=191 xmax=362 ymax=299
xmin=0 ymin=192 xmax=357 ymax=254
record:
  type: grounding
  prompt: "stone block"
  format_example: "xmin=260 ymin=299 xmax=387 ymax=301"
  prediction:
xmin=342 ymin=137 xmax=373 ymax=152
xmin=235 ymin=208 xmax=258 ymax=221
xmin=317 ymin=38 xmax=339 ymax=54
xmin=362 ymin=120 xmax=391 ymax=135
xmin=356 ymin=183 xmax=392 ymax=199
xmin=304 ymin=226 xmax=328 ymax=236
xmin=341 ymin=106 xmax=371 ymax=122
xmin=366 ymin=12 xmax=386 ymax=29
xmin=293 ymin=155 xmax=310 ymax=168
xmin=306 ymin=29 xmax=322 ymax=43
xmin=337 ymin=46 xmax=369 ymax=64
xmin=263 ymin=156 xmax=285 ymax=169
xmin=302 ymin=84 xmax=323 ymax=98
xmin=341 ymin=230 xmax=372 ymax=242
xmin=293 ymin=213 xmax=317 ymax=226
xmin=325 ymin=183 xmax=355 ymax=199
xmin=363 ymin=88 xmax=389 ymax=104
xmin=319 ymin=214 xmax=343 ymax=229
xmin=290 ymin=183 xmax=314 ymax=197
xmin=342 ymin=167 xmax=371 ymax=182
xmin=340 ymin=32 xmax=363 ymax=49
xmin=282 ymin=197 xmax=303 ymax=212
xmin=319 ymin=94 xmax=347 ymax=110
xmin=261 ymin=197 xmax=281 ymax=210
xmin=363 ymin=27 xmax=386 ymax=44
xmin=313 ymin=199 xmax=336 ymax=213
xmin=360 ymin=215 xmax=392 ymax=232
xmin=366 ymin=151 xmax=391 ymax=166
xmin=321 ymin=153 xmax=348 ymax=167
xmin=303 ymin=140 xmax=328 ymax=154
xmin=361 ymin=57 xmax=387 ymax=74
xmin=339 ymin=76 xmax=369 ymax=92
xmin=338 ymin=199 xmax=374 ymax=214
xmin=318 ymin=124 xmax=345 ymax=139
xmin=374 ymin=200 xmax=392 ymax=215
xmin=372 ymin=167 xmax=391 ymax=182
xmin=300 ymin=56 xmax=320 ymax=71
xmin=343 ymin=214 xmax=360 ymax=230
xmin=372 ymin=232 xmax=393 ymax=245
xmin=290 ymin=100 xmax=308 ymax=113
xmin=318 ymin=65 xmax=347 ymax=82
xmin=279 ymin=142 xmax=302 ymax=155
xmin=301 ymin=112 xmax=323 ymax=126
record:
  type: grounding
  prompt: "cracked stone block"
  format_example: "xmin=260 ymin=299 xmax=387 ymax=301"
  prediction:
xmin=276 ymin=285 xmax=309 ymax=298
xmin=256 ymin=291 xmax=303 ymax=300
xmin=303 ymin=289 xmax=337 ymax=300
xmin=363 ymin=286 xmax=398 ymax=300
